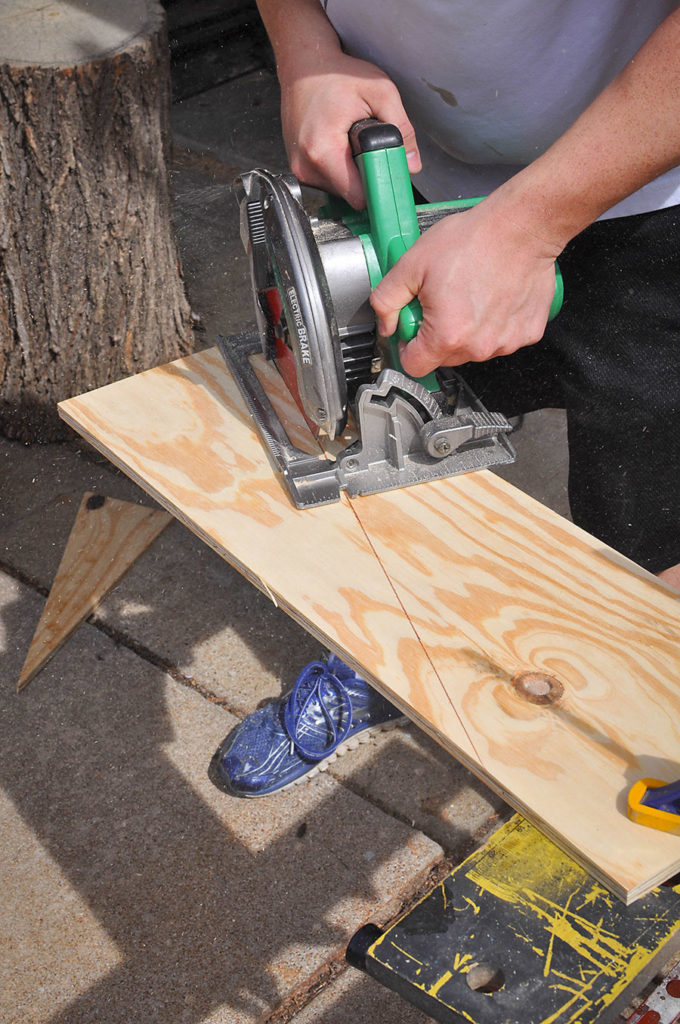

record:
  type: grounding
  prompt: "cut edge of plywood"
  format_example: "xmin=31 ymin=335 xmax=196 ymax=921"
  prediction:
xmin=17 ymin=492 xmax=172 ymax=692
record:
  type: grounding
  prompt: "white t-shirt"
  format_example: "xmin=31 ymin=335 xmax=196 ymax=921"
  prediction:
xmin=323 ymin=0 xmax=680 ymax=218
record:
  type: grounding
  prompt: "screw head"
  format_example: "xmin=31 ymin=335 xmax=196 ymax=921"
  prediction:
xmin=434 ymin=437 xmax=451 ymax=455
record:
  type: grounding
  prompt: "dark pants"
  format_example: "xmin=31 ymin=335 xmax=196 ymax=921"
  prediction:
xmin=459 ymin=205 xmax=680 ymax=573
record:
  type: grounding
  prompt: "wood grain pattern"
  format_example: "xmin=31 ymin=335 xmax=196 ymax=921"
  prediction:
xmin=17 ymin=493 xmax=171 ymax=691
xmin=58 ymin=347 xmax=680 ymax=903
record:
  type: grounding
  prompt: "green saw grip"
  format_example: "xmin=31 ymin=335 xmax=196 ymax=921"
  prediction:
xmin=348 ymin=119 xmax=563 ymax=390
xmin=349 ymin=119 xmax=439 ymax=391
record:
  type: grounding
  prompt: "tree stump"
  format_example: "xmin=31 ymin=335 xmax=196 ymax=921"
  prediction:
xmin=0 ymin=0 xmax=194 ymax=442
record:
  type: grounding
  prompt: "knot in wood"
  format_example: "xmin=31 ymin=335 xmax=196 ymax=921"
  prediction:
xmin=511 ymin=671 xmax=564 ymax=706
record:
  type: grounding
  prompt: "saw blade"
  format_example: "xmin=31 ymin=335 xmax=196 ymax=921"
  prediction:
xmin=239 ymin=170 xmax=348 ymax=439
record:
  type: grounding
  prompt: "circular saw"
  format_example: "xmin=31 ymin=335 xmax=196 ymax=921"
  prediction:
xmin=219 ymin=119 xmax=563 ymax=508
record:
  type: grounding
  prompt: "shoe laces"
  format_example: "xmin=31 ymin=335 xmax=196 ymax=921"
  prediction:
xmin=283 ymin=661 xmax=353 ymax=761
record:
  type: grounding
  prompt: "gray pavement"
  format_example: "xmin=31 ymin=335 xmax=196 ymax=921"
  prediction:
xmin=1 ymin=49 xmax=573 ymax=1024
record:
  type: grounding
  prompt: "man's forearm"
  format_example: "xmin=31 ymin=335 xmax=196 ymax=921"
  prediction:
xmin=255 ymin=0 xmax=420 ymax=203
xmin=501 ymin=9 xmax=680 ymax=249
xmin=256 ymin=0 xmax=342 ymax=78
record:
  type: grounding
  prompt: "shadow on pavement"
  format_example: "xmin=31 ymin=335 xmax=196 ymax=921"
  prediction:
xmin=1 ymin=577 xmax=442 ymax=1023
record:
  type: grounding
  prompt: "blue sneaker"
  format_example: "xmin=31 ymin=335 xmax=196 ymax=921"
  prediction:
xmin=215 ymin=654 xmax=406 ymax=797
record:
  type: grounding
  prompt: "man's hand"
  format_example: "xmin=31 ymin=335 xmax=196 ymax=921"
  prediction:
xmin=280 ymin=51 xmax=421 ymax=209
xmin=371 ymin=193 xmax=561 ymax=376
xmin=256 ymin=0 xmax=419 ymax=209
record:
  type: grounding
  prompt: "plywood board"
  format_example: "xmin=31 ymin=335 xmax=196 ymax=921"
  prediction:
xmin=58 ymin=346 xmax=680 ymax=903
xmin=17 ymin=493 xmax=171 ymax=691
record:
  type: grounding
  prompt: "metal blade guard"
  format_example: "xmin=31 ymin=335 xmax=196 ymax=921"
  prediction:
xmin=219 ymin=330 xmax=516 ymax=508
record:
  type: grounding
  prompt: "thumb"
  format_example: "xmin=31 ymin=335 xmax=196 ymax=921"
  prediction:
xmin=370 ymin=258 xmax=422 ymax=338
xmin=398 ymin=326 xmax=443 ymax=378
xmin=371 ymin=260 xmax=443 ymax=377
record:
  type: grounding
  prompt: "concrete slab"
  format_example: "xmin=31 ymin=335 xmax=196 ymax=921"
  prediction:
xmin=289 ymin=965 xmax=432 ymax=1024
xmin=0 ymin=570 xmax=443 ymax=1024
xmin=0 ymin=429 xmax=510 ymax=858
xmin=329 ymin=725 xmax=506 ymax=859
xmin=166 ymin=0 xmax=272 ymax=103
xmin=0 ymin=429 xmax=508 ymax=859
xmin=91 ymin=520 xmax=322 ymax=713
xmin=171 ymin=158 xmax=254 ymax=342
xmin=0 ymin=437 xmax=145 ymax=582
xmin=0 ymin=435 xmax=320 ymax=713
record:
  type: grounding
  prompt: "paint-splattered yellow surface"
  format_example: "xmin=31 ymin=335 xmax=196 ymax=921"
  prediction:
xmin=369 ymin=816 xmax=680 ymax=1024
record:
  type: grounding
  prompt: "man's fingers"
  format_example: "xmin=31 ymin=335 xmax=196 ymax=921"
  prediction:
xmin=286 ymin=73 xmax=420 ymax=207
xmin=289 ymin=138 xmax=366 ymax=208
xmin=377 ymin=109 xmax=421 ymax=171
xmin=399 ymin=119 xmax=421 ymax=173
xmin=339 ymin=146 xmax=367 ymax=208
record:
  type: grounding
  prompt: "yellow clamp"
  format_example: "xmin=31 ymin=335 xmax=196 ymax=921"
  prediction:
xmin=627 ymin=778 xmax=680 ymax=835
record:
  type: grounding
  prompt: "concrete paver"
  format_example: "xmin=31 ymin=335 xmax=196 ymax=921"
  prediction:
xmin=289 ymin=965 xmax=432 ymax=1024
xmin=0 ymin=434 xmax=321 ymax=713
xmin=1 ymin=571 xmax=441 ymax=1024
xmin=329 ymin=725 xmax=506 ymax=858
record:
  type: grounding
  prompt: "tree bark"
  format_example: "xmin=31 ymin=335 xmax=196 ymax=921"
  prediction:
xmin=0 ymin=0 xmax=193 ymax=442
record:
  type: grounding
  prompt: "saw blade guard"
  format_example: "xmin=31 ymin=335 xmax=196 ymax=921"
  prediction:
xmin=238 ymin=169 xmax=350 ymax=439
